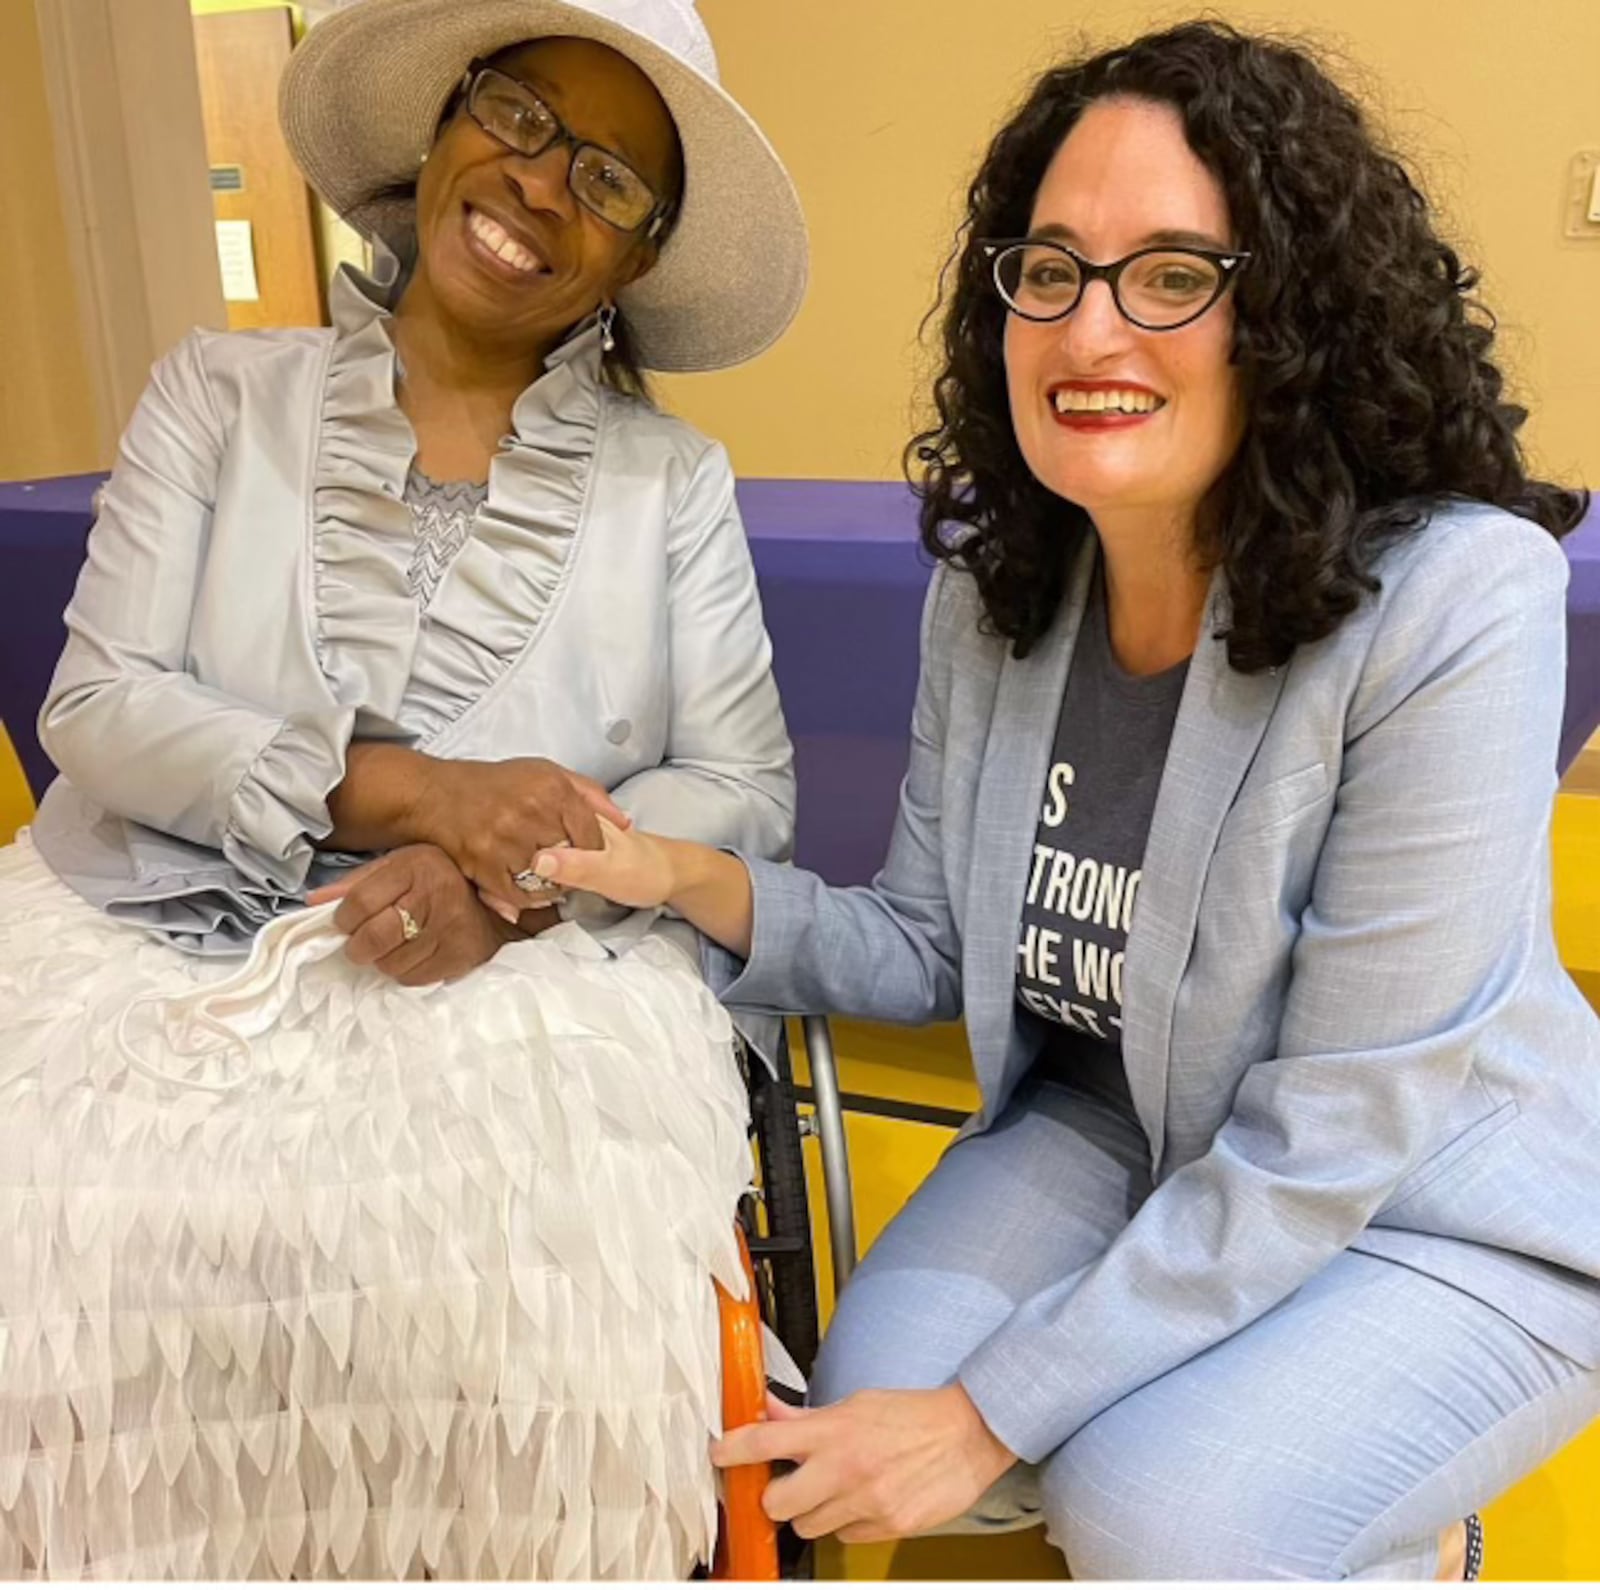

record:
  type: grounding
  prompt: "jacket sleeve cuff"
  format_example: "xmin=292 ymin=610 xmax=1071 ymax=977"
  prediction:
xmin=221 ymin=707 xmax=356 ymax=892
xmin=958 ymin=1338 xmax=1082 ymax=1466
xmin=696 ymin=854 xmax=813 ymax=1012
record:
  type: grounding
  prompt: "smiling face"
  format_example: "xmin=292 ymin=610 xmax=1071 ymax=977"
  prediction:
xmin=408 ymin=36 xmax=680 ymax=355
xmin=1004 ymin=96 xmax=1246 ymax=535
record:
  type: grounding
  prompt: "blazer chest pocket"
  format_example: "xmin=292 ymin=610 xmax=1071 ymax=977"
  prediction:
xmin=1214 ymin=761 xmax=1331 ymax=855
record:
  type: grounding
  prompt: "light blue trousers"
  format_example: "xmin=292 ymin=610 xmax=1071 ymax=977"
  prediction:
xmin=811 ymin=1075 xmax=1600 ymax=1579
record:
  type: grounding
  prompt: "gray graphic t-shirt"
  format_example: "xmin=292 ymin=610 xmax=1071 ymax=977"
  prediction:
xmin=1016 ymin=579 xmax=1189 ymax=1091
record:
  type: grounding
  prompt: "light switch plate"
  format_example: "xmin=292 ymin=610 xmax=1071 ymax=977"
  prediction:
xmin=1565 ymin=150 xmax=1600 ymax=238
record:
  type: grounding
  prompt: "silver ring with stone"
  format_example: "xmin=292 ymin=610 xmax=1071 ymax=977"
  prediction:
xmin=513 ymin=866 xmax=558 ymax=896
xmin=396 ymin=904 xmax=422 ymax=941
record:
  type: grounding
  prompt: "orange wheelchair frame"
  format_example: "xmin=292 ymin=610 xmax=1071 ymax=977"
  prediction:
xmin=713 ymin=1016 xmax=854 ymax=1580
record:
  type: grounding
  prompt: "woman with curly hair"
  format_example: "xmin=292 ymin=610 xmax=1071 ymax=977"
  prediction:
xmin=532 ymin=20 xmax=1600 ymax=1578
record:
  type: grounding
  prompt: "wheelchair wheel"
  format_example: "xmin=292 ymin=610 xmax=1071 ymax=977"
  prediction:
xmin=743 ymin=1039 xmax=820 ymax=1380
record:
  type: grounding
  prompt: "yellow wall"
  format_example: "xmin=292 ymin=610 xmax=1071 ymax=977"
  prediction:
xmin=8 ymin=0 xmax=1596 ymax=484
xmin=661 ymin=0 xmax=1600 ymax=484
xmin=0 ymin=2 xmax=101 ymax=478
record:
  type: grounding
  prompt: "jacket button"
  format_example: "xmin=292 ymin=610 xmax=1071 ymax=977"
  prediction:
xmin=605 ymin=718 xmax=631 ymax=745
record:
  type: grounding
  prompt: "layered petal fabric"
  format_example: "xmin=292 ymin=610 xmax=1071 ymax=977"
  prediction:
xmin=0 ymin=832 xmax=752 ymax=1578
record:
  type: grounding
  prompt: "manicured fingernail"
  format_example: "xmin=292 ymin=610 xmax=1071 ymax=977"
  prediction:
xmin=492 ymin=900 xmax=519 ymax=923
xmin=534 ymin=855 xmax=558 ymax=879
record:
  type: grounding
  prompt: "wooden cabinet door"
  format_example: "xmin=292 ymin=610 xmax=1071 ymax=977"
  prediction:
xmin=193 ymin=6 xmax=325 ymax=329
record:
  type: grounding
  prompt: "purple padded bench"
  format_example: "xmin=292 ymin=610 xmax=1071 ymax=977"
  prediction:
xmin=2 ymin=475 xmax=1596 ymax=886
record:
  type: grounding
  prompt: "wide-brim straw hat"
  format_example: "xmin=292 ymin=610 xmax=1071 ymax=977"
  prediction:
xmin=280 ymin=0 xmax=807 ymax=371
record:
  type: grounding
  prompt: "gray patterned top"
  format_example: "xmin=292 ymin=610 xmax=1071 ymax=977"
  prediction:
xmin=403 ymin=466 xmax=488 ymax=607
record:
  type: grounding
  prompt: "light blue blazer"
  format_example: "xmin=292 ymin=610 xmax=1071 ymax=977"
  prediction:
xmin=712 ymin=502 xmax=1600 ymax=1464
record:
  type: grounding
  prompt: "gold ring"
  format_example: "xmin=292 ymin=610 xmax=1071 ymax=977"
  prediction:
xmin=396 ymin=905 xmax=421 ymax=941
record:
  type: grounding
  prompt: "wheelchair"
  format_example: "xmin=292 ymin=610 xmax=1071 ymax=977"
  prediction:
xmin=0 ymin=725 xmax=848 ymax=1578
xmin=712 ymin=1016 xmax=855 ymax=1581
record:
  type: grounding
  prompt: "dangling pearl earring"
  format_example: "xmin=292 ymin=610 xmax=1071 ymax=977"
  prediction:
xmin=598 ymin=303 xmax=617 ymax=354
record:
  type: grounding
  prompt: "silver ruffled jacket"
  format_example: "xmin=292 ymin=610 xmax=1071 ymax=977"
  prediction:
xmin=30 ymin=264 xmax=796 ymax=958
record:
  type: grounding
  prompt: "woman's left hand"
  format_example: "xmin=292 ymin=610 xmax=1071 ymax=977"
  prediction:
xmin=307 ymin=843 xmax=555 ymax=986
xmin=713 ymin=1385 xmax=1018 ymax=1544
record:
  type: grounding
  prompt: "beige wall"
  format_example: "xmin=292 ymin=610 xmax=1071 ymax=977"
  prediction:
xmin=5 ymin=0 xmax=1595 ymax=485
xmin=5 ymin=0 xmax=233 ymax=484
xmin=0 ymin=3 xmax=100 ymax=478
xmin=659 ymin=0 xmax=1600 ymax=484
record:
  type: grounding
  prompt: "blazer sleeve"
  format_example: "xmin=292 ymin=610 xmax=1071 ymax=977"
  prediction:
xmin=606 ymin=441 xmax=795 ymax=863
xmin=702 ymin=561 xmax=966 ymax=1027
xmin=37 ymin=334 xmax=354 ymax=893
xmin=957 ymin=515 xmax=1572 ymax=1463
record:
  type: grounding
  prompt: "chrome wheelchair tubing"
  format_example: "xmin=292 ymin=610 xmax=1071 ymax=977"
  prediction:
xmin=799 ymin=1014 xmax=857 ymax=1288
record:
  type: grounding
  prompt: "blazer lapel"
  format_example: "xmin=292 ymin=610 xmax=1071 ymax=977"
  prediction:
xmin=962 ymin=538 xmax=1098 ymax=1122
xmin=1121 ymin=575 xmax=1288 ymax=1171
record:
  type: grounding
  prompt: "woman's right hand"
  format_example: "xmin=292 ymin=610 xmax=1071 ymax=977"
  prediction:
xmin=531 ymin=820 xmax=755 ymax=958
xmin=414 ymin=756 xmax=630 ymax=911
xmin=528 ymin=816 xmax=678 ymax=909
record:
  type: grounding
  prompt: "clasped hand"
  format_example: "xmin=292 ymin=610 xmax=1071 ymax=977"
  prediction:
xmin=416 ymin=755 xmax=630 ymax=913
xmin=307 ymin=754 xmax=628 ymax=983
xmin=307 ymin=842 xmax=549 ymax=985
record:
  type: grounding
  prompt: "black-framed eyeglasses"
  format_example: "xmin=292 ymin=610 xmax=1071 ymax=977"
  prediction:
xmin=460 ymin=63 xmax=673 ymax=237
xmin=980 ymin=238 xmax=1250 ymax=331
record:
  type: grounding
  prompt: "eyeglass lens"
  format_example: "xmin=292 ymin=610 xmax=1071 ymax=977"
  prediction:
xmin=469 ymin=71 xmax=658 ymax=231
xmin=996 ymin=244 xmax=1225 ymax=327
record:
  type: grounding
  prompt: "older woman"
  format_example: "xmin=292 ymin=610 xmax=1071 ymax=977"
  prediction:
xmin=537 ymin=21 xmax=1600 ymax=1581
xmin=0 ymin=0 xmax=804 ymax=1578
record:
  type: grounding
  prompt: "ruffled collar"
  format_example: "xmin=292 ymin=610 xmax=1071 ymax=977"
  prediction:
xmin=311 ymin=261 xmax=606 ymax=743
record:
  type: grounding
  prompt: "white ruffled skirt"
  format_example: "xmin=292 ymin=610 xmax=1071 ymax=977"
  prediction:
xmin=0 ymin=832 xmax=753 ymax=1579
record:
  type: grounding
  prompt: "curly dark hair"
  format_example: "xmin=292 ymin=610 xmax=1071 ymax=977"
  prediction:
xmin=909 ymin=20 xmax=1587 ymax=668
